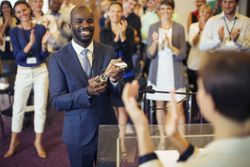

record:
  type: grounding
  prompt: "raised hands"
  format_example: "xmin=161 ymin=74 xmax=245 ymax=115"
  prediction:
xmin=231 ymin=28 xmax=240 ymax=42
xmin=114 ymin=20 xmax=128 ymax=42
xmin=122 ymin=80 xmax=190 ymax=155
xmin=218 ymin=26 xmax=225 ymax=42
xmin=152 ymin=31 xmax=159 ymax=44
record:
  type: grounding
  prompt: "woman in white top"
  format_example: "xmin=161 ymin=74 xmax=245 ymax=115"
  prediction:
xmin=146 ymin=0 xmax=186 ymax=148
xmin=187 ymin=5 xmax=212 ymax=91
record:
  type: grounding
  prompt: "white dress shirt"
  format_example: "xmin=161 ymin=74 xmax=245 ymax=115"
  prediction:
xmin=199 ymin=12 xmax=250 ymax=51
xmin=71 ymin=40 xmax=94 ymax=70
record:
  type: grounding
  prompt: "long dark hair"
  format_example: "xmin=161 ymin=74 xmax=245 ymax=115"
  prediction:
xmin=0 ymin=1 xmax=14 ymax=19
xmin=105 ymin=1 xmax=123 ymax=28
xmin=13 ymin=0 xmax=32 ymax=25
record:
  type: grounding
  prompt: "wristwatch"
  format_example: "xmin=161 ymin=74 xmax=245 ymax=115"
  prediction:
xmin=96 ymin=73 xmax=108 ymax=83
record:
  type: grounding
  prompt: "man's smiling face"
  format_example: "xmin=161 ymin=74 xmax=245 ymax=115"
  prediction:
xmin=70 ymin=6 xmax=95 ymax=47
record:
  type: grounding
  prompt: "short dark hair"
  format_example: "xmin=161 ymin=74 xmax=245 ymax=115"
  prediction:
xmin=160 ymin=0 xmax=175 ymax=9
xmin=70 ymin=5 xmax=93 ymax=24
xmin=199 ymin=51 xmax=250 ymax=122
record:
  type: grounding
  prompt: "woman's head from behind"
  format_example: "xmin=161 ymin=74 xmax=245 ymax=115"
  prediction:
xmin=197 ymin=51 xmax=250 ymax=124
xmin=13 ymin=1 xmax=32 ymax=24
xmin=0 ymin=0 xmax=13 ymax=17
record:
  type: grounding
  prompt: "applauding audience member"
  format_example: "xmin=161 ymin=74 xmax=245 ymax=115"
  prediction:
xmin=100 ymin=1 xmax=135 ymax=157
xmin=4 ymin=1 xmax=49 ymax=158
xmin=0 ymin=1 xmax=16 ymax=73
xmin=200 ymin=0 xmax=250 ymax=51
xmin=146 ymin=0 xmax=186 ymax=148
xmin=122 ymin=51 xmax=250 ymax=167
xmin=187 ymin=5 xmax=212 ymax=91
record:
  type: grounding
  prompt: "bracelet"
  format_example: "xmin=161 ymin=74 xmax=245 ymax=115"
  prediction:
xmin=138 ymin=152 xmax=158 ymax=165
xmin=177 ymin=144 xmax=195 ymax=162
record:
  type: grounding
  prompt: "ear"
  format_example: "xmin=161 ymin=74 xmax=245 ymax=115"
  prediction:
xmin=204 ymin=93 xmax=218 ymax=122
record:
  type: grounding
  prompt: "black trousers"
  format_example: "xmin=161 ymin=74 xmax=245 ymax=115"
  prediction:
xmin=67 ymin=136 xmax=98 ymax=167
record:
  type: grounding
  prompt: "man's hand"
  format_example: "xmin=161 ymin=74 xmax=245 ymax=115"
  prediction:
xmin=105 ymin=58 xmax=125 ymax=82
xmin=87 ymin=76 xmax=107 ymax=96
xmin=231 ymin=28 xmax=240 ymax=42
xmin=218 ymin=26 xmax=225 ymax=42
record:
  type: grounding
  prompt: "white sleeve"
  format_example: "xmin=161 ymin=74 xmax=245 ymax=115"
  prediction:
xmin=199 ymin=19 xmax=222 ymax=51
xmin=188 ymin=23 xmax=199 ymax=46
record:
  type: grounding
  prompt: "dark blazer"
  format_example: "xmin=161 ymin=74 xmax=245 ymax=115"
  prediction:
xmin=49 ymin=41 xmax=119 ymax=146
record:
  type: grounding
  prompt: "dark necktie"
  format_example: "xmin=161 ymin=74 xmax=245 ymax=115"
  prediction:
xmin=81 ymin=49 xmax=91 ymax=78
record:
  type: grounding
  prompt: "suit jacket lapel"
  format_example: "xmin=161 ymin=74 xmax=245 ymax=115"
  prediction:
xmin=66 ymin=44 xmax=89 ymax=85
xmin=92 ymin=41 xmax=104 ymax=77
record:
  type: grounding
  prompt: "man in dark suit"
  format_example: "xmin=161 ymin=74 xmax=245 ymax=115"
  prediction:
xmin=49 ymin=5 xmax=124 ymax=167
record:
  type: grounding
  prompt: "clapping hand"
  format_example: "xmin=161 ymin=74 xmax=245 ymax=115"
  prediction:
xmin=29 ymin=29 xmax=36 ymax=45
xmin=87 ymin=76 xmax=107 ymax=96
xmin=119 ymin=20 xmax=127 ymax=41
xmin=218 ymin=26 xmax=225 ymax=42
xmin=231 ymin=28 xmax=240 ymax=42
xmin=105 ymin=58 xmax=125 ymax=82
xmin=41 ymin=31 xmax=51 ymax=50
xmin=152 ymin=31 xmax=159 ymax=44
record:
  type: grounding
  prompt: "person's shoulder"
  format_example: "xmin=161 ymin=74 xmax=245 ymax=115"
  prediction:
xmin=149 ymin=21 xmax=160 ymax=29
xmin=100 ymin=26 xmax=111 ymax=33
xmin=34 ymin=24 xmax=46 ymax=31
xmin=237 ymin=14 xmax=250 ymax=23
xmin=52 ymin=43 xmax=72 ymax=57
xmin=173 ymin=21 xmax=185 ymax=30
xmin=189 ymin=22 xmax=199 ymax=31
xmin=95 ymin=41 xmax=113 ymax=50
xmin=129 ymin=12 xmax=140 ymax=20
xmin=207 ymin=13 xmax=222 ymax=23
xmin=10 ymin=26 xmax=20 ymax=33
